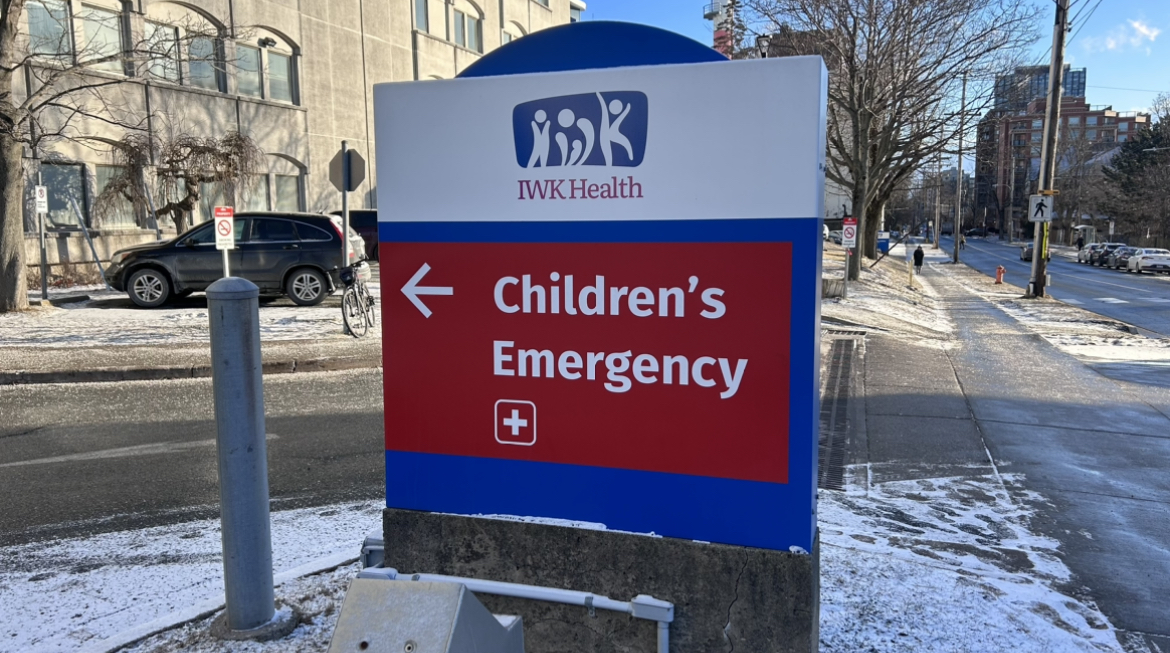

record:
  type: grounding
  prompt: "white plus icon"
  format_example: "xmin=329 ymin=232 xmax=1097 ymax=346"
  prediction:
xmin=502 ymin=409 xmax=528 ymax=436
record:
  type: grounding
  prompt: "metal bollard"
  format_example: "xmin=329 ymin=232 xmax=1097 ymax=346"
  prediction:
xmin=206 ymin=278 xmax=294 ymax=640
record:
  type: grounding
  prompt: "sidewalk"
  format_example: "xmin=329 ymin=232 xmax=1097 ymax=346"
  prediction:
xmin=0 ymin=285 xmax=382 ymax=384
xmin=842 ymin=247 xmax=1170 ymax=652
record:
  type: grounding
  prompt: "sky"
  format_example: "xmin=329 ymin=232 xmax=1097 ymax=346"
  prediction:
xmin=580 ymin=0 xmax=1170 ymax=116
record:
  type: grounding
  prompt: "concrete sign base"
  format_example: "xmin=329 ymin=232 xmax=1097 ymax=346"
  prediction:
xmin=381 ymin=508 xmax=819 ymax=653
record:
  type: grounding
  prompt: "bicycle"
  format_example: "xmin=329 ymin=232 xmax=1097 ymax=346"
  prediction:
xmin=340 ymin=261 xmax=377 ymax=337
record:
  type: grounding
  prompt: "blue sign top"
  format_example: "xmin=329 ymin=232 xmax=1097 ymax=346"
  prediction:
xmin=459 ymin=21 xmax=727 ymax=79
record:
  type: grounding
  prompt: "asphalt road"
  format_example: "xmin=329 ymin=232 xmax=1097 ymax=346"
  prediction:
xmin=941 ymin=236 xmax=1170 ymax=337
xmin=0 ymin=370 xmax=385 ymax=547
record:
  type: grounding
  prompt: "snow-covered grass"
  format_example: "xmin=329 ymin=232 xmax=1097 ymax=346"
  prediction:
xmin=820 ymin=472 xmax=1123 ymax=652
xmin=0 ymin=501 xmax=382 ymax=653
xmin=0 ymin=283 xmax=381 ymax=348
xmin=822 ymin=242 xmax=953 ymax=341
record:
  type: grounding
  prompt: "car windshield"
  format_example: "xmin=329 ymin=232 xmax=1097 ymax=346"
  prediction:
xmin=1146 ymin=249 xmax=1170 ymax=256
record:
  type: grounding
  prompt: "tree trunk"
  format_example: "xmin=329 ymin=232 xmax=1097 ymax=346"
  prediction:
xmin=0 ymin=133 xmax=28 ymax=312
xmin=864 ymin=201 xmax=883 ymax=259
xmin=848 ymin=182 xmax=865 ymax=281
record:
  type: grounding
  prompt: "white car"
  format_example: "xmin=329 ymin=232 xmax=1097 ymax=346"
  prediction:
xmin=1126 ymin=248 xmax=1170 ymax=274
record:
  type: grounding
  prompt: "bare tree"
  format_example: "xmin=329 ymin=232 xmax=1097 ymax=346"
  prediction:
xmin=97 ymin=131 xmax=263 ymax=233
xmin=744 ymin=0 xmax=1039 ymax=279
xmin=0 ymin=1 xmax=225 ymax=311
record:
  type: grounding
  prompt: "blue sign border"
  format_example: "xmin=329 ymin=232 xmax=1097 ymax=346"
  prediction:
xmin=382 ymin=219 xmax=822 ymax=551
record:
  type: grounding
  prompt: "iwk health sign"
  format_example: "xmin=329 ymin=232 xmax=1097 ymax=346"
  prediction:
xmin=375 ymin=57 xmax=827 ymax=551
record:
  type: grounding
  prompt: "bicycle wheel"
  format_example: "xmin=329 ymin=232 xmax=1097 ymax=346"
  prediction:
xmin=342 ymin=287 xmax=369 ymax=338
xmin=360 ymin=282 xmax=377 ymax=328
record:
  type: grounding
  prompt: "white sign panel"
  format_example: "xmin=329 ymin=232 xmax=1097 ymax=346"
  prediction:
xmin=214 ymin=206 xmax=235 ymax=250
xmin=1028 ymin=195 xmax=1053 ymax=223
xmin=375 ymin=58 xmax=828 ymax=223
xmin=842 ymin=219 xmax=857 ymax=248
xmin=34 ymin=186 xmax=48 ymax=214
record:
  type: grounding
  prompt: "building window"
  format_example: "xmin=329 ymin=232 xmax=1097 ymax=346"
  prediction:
xmin=95 ymin=165 xmax=136 ymax=229
xmin=268 ymin=52 xmax=293 ymax=102
xmin=243 ymin=174 xmax=269 ymax=211
xmin=1031 ymin=131 xmax=1041 ymax=142
xmin=1086 ymin=116 xmax=1097 ymax=126
xmin=1070 ymin=129 xmax=1080 ymax=139
xmin=1086 ymin=129 xmax=1097 ymax=140
xmin=197 ymin=180 xmax=227 ymax=224
xmin=570 ymin=6 xmax=582 ymax=22
xmin=236 ymin=44 xmax=262 ymax=97
xmin=1068 ymin=116 xmax=1080 ymax=125
xmin=534 ymin=0 xmax=549 ymax=6
xmin=273 ymin=175 xmax=300 ymax=211
xmin=1031 ymin=119 xmax=1042 ymax=129
xmin=188 ymin=36 xmax=222 ymax=91
xmin=41 ymin=163 xmax=87 ymax=228
xmin=453 ymin=10 xmax=482 ymax=52
xmin=415 ymin=0 xmax=428 ymax=32
xmin=1119 ymin=134 xmax=1128 ymax=143
xmin=502 ymin=31 xmax=512 ymax=44
xmin=145 ymin=22 xmax=180 ymax=82
xmin=1102 ymin=131 xmax=1114 ymax=142
xmin=79 ymin=5 xmax=124 ymax=74
xmin=28 ymin=0 xmax=72 ymax=58
xmin=1119 ymin=122 xmax=1129 ymax=132
xmin=1105 ymin=117 xmax=1116 ymax=125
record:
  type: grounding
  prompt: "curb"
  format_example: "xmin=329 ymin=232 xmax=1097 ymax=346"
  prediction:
xmin=0 ymin=355 xmax=381 ymax=386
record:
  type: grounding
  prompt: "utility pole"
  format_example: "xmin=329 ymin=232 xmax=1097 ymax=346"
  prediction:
xmin=933 ymin=149 xmax=941 ymax=249
xmin=953 ymin=73 xmax=967 ymax=264
xmin=1029 ymin=0 xmax=1069 ymax=298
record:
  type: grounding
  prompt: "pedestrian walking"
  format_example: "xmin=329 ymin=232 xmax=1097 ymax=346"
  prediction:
xmin=959 ymin=234 xmax=966 ymax=250
xmin=1076 ymin=236 xmax=1084 ymax=251
xmin=913 ymin=245 xmax=925 ymax=274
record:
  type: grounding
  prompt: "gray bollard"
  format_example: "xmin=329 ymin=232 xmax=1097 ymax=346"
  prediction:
xmin=206 ymin=277 xmax=295 ymax=640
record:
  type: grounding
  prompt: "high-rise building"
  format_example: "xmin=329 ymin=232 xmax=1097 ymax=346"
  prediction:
xmin=994 ymin=65 xmax=1086 ymax=111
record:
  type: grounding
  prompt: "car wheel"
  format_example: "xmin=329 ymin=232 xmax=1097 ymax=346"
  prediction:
xmin=127 ymin=268 xmax=171 ymax=308
xmin=286 ymin=268 xmax=328 ymax=306
xmin=1136 ymin=264 xmax=1143 ymax=274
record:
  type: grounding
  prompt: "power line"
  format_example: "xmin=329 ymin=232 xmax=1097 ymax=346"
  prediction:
xmin=1088 ymin=85 xmax=1170 ymax=94
xmin=1067 ymin=0 xmax=1104 ymax=47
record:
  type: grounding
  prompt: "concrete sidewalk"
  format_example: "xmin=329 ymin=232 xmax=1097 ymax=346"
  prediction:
xmin=846 ymin=259 xmax=1170 ymax=652
xmin=0 ymin=337 xmax=381 ymax=385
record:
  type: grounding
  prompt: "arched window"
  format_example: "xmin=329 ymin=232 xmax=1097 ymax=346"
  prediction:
xmin=143 ymin=2 xmax=227 ymax=91
xmin=452 ymin=1 xmax=483 ymax=53
xmin=235 ymin=28 xmax=299 ymax=104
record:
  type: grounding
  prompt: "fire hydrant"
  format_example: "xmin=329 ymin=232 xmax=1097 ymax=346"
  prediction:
xmin=995 ymin=265 xmax=1006 ymax=284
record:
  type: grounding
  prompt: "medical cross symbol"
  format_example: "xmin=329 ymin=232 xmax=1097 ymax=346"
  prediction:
xmin=494 ymin=400 xmax=536 ymax=446
xmin=502 ymin=409 xmax=528 ymax=436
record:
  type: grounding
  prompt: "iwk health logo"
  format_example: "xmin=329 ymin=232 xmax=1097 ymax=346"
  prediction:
xmin=513 ymin=92 xmax=648 ymax=168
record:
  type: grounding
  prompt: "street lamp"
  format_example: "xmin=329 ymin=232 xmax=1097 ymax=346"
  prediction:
xmin=756 ymin=34 xmax=772 ymax=58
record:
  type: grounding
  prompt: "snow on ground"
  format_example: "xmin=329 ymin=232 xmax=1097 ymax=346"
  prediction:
xmin=0 ymin=282 xmax=381 ymax=348
xmin=822 ymin=242 xmax=953 ymax=341
xmin=820 ymin=472 xmax=1124 ymax=653
xmin=0 ymin=501 xmax=382 ymax=653
xmin=939 ymin=262 xmax=1170 ymax=365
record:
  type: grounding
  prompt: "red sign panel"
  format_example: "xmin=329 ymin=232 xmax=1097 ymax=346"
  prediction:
xmin=382 ymin=242 xmax=793 ymax=485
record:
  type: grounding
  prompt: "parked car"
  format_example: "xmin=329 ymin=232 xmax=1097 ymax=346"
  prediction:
xmin=1090 ymin=242 xmax=1126 ymax=266
xmin=829 ymin=230 xmax=843 ymax=244
xmin=1020 ymin=242 xmax=1049 ymax=262
xmin=331 ymin=209 xmax=379 ymax=260
xmin=1077 ymin=243 xmax=1101 ymax=264
xmin=824 ymin=224 xmax=830 ymax=240
xmin=964 ymin=227 xmax=988 ymax=238
xmin=1126 ymin=248 xmax=1170 ymax=274
xmin=106 ymin=212 xmax=367 ymax=308
xmin=1106 ymin=246 xmax=1137 ymax=270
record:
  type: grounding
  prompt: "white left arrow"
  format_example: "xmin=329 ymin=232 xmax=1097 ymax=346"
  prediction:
xmin=400 ymin=263 xmax=453 ymax=318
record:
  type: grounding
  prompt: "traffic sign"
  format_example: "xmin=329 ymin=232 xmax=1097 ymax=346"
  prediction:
xmin=1028 ymin=195 xmax=1053 ymax=223
xmin=34 ymin=186 xmax=48 ymax=214
xmin=842 ymin=217 xmax=857 ymax=247
xmin=330 ymin=149 xmax=366 ymax=192
xmin=374 ymin=52 xmax=827 ymax=552
xmin=214 ymin=206 xmax=235 ymax=250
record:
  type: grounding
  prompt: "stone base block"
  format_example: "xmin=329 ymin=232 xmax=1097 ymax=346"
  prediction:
xmin=382 ymin=508 xmax=819 ymax=653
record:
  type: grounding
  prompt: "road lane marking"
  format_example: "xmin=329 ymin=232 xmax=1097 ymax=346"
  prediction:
xmin=1062 ymin=298 xmax=1083 ymax=305
xmin=1096 ymin=298 xmax=1129 ymax=304
xmin=0 ymin=434 xmax=279 ymax=469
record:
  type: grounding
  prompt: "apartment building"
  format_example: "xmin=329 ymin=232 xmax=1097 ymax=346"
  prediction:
xmin=974 ymin=75 xmax=1150 ymax=231
xmin=22 ymin=0 xmax=582 ymax=265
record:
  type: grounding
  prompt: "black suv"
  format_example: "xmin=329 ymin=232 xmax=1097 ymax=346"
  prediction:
xmin=107 ymin=212 xmax=366 ymax=308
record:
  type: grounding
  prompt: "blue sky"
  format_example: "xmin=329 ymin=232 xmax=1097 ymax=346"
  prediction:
xmin=580 ymin=0 xmax=1169 ymax=115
